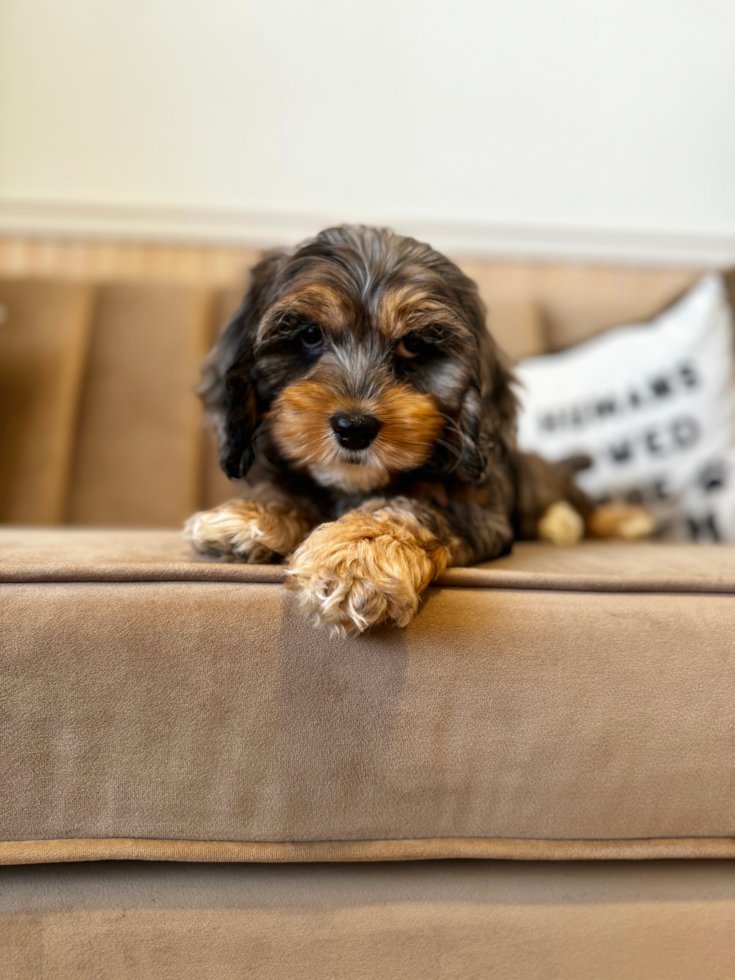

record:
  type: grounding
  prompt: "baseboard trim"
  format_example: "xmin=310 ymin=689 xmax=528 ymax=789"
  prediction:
xmin=1 ymin=199 xmax=733 ymax=266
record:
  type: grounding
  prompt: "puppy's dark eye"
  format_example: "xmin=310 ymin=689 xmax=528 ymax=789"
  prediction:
xmin=396 ymin=332 xmax=428 ymax=360
xmin=300 ymin=323 xmax=326 ymax=353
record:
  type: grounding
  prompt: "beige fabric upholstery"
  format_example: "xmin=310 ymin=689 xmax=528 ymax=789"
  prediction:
xmin=2 ymin=859 xmax=734 ymax=980
xmin=1 ymin=529 xmax=733 ymax=862
xmin=2 ymin=837 xmax=735 ymax=867
xmin=0 ymin=280 xmax=94 ymax=524
xmin=66 ymin=284 xmax=214 ymax=527
xmin=1 ymin=527 xmax=734 ymax=591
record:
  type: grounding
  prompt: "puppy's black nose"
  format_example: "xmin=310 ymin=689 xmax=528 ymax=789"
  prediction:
xmin=330 ymin=413 xmax=381 ymax=450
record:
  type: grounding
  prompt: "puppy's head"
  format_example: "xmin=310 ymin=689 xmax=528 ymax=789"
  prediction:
xmin=201 ymin=226 xmax=516 ymax=494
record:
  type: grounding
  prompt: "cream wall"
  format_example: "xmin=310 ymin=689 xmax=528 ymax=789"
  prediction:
xmin=1 ymin=0 xmax=734 ymax=262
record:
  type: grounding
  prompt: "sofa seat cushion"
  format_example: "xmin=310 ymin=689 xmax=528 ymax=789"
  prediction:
xmin=2 ymin=859 xmax=734 ymax=980
xmin=1 ymin=529 xmax=734 ymax=863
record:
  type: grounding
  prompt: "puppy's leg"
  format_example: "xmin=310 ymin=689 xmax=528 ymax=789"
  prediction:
xmin=537 ymin=500 xmax=585 ymax=546
xmin=514 ymin=451 xmax=592 ymax=543
xmin=287 ymin=496 xmax=512 ymax=635
xmin=287 ymin=501 xmax=452 ymax=635
xmin=514 ymin=451 xmax=655 ymax=543
xmin=184 ymin=485 xmax=314 ymax=563
xmin=537 ymin=500 xmax=655 ymax=544
xmin=586 ymin=504 xmax=655 ymax=540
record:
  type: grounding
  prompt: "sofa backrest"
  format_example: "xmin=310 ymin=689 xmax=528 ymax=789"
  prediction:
xmin=0 ymin=238 xmax=703 ymax=527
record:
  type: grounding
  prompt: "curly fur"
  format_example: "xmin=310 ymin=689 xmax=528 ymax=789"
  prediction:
xmin=287 ymin=502 xmax=452 ymax=636
xmin=187 ymin=225 xmax=652 ymax=632
xmin=184 ymin=491 xmax=314 ymax=563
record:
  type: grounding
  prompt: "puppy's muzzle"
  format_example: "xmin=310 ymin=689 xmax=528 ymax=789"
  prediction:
xmin=330 ymin=412 xmax=381 ymax=451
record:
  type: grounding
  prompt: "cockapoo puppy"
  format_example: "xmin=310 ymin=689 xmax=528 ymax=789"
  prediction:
xmin=185 ymin=226 xmax=651 ymax=633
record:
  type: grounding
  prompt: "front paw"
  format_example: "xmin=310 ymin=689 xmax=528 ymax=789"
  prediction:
xmin=286 ymin=510 xmax=447 ymax=635
xmin=184 ymin=498 xmax=311 ymax=563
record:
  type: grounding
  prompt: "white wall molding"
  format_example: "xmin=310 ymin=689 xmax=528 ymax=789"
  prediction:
xmin=1 ymin=199 xmax=733 ymax=268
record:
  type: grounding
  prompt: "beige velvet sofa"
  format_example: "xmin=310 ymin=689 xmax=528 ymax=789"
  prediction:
xmin=1 ymin=246 xmax=734 ymax=979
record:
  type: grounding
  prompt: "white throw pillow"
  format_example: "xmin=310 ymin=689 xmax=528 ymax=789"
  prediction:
xmin=515 ymin=274 xmax=735 ymax=541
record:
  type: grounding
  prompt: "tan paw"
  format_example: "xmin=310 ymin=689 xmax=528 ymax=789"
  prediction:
xmin=183 ymin=497 xmax=312 ymax=563
xmin=587 ymin=504 xmax=656 ymax=540
xmin=286 ymin=509 xmax=449 ymax=635
xmin=537 ymin=501 xmax=585 ymax=546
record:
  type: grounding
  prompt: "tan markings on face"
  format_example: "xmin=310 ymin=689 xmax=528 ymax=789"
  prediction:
xmin=257 ymin=285 xmax=353 ymax=344
xmin=268 ymin=378 xmax=445 ymax=493
xmin=376 ymin=283 xmax=463 ymax=341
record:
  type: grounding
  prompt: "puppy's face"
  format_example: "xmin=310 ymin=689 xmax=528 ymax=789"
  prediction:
xmin=203 ymin=227 xmax=515 ymax=494
xmin=261 ymin=273 xmax=478 ymax=493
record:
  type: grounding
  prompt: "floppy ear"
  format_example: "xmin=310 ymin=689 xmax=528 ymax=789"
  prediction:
xmin=198 ymin=252 xmax=285 ymax=480
xmin=455 ymin=305 xmax=519 ymax=485
xmin=455 ymin=385 xmax=486 ymax=483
